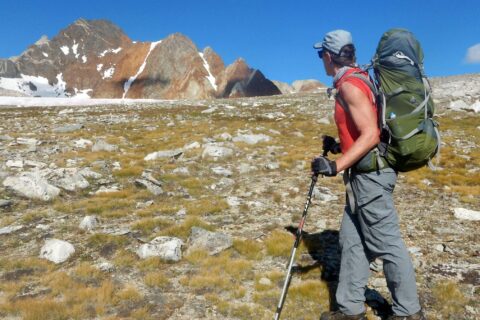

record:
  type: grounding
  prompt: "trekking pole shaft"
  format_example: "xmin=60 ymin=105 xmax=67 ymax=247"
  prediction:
xmin=274 ymin=175 xmax=318 ymax=320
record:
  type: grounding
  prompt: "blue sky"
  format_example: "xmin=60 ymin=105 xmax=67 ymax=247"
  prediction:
xmin=1 ymin=0 xmax=479 ymax=85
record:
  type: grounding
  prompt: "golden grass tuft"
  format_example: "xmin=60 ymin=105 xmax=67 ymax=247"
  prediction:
xmin=144 ymin=271 xmax=170 ymax=288
xmin=131 ymin=217 xmax=172 ymax=236
xmin=265 ymin=230 xmax=295 ymax=257
xmin=431 ymin=280 xmax=469 ymax=318
xmin=159 ymin=216 xmax=214 ymax=240
xmin=233 ymin=238 xmax=264 ymax=260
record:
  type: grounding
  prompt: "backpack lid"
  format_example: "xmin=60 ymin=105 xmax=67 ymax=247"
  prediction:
xmin=374 ymin=28 xmax=425 ymax=79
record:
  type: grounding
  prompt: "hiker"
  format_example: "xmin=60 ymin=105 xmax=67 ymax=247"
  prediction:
xmin=311 ymin=30 xmax=425 ymax=320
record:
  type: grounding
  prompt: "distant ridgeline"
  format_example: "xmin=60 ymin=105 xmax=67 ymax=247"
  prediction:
xmin=0 ymin=18 xmax=299 ymax=99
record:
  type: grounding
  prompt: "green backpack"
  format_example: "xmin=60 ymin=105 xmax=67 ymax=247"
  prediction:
xmin=337 ymin=28 xmax=440 ymax=172
xmin=373 ymin=28 xmax=440 ymax=172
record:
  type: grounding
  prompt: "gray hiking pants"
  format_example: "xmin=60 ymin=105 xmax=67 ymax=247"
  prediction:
xmin=336 ymin=168 xmax=421 ymax=316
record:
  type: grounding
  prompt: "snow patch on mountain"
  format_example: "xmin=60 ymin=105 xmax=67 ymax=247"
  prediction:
xmin=0 ymin=73 xmax=68 ymax=97
xmin=42 ymin=52 xmax=49 ymax=58
xmin=102 ymin=66 xmax=115 ymax=79
xmin=199 ymin=52 xmax=217 ymax=91
xmin=82 ymin=55 xmax=87 ymax=63
xmin=99 ymin=47 xmax=122 ymax=58
xmin=122 ymin=41 xmax=162 ymax=99
xmin=72 ymin=41 xmax=79 ymax=58
xmin=97 ymin=64 xmax=103 ymax=72
xmin=60 ymin=46 xmax=70 ymax=55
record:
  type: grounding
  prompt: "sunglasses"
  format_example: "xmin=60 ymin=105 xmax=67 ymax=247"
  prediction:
xmin=317 ymin=50 xmax=325 ymax=59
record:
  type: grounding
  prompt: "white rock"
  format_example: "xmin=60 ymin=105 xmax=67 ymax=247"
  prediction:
xmin=24 ymin=160 xmax=47 ymax=169
xmin=144 ymin=148 xmax=184 ymax=161
xmin=79 ymin=215 xmax=98 ymax=231
xmin=201 ymin=106 xmax=218 ymax=114
xmin=173 ymin=167 xmax=190 ymax=175
xmin=259 ymin=277 xmax=272 ymax=286
xmin=217 ymin=132 xmax=232 ymax=141
xmin=17 ymin=138 xmax=38 ymax=146
xmin=0 ymin=225 xmax=24 ymax=235
xmin=233 ymin=133 xmax=271 ymax=145
xmin=227 ymin=196 xmax=241 ymax=207
xmin=97 ymin=261 xmax=115 ymax=272
xmin=317 ymin=117 xmax=330 ymax=125
xmin=449 ymin=100 xmax=469 ymax=112
xmin=313 ymin=186 xmax=338 ymax=202
xmin=184 ymin=141 xmax=200 ymax=150
xmin=211 ymin=166 xmax=232 ymax=177
xmin=42 ymin=168 xmax=89 ymax=191
xmin=469 ymin=100 xmax=480 ymax=113
xmin=135 ymin=179 xmax=163 ymax=196
xmin=73 ymin=139 xmax=93 ymax=149
xmin=92 ymin=139 xmax=118 ymax=152
xmin=136 ymin=237 xmax=183 ymax=262
xmin=238 ymin=163 xmax=257 ymax=174
xmin=187 ymin=227 xmax=233 ymax=256
xmin=202 ymin=145 xmax=233 ymax=159
xmin=6 ymin=160 xmax=23 ymax=168
xmin=3 ymin=171 xmax=60 ymax=201
xmin=78 ymin=168 xmax=102 ymax=179
xmin=453 ymin=208 xmax=480 ymax=221
xmin=40 ymin=239 xmax=75 ymax=264
xmin=95 ymin=185 xmax=120 ymax=194
xmin=265 ymin=162 xmax=280 ymax=170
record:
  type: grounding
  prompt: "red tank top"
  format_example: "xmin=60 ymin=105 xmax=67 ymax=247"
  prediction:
xmin=334 ymin=68 xmax=379 ymax=153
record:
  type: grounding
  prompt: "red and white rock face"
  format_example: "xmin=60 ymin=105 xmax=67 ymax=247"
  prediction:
xmin=0 ymin=18 xmax=281 ymax=100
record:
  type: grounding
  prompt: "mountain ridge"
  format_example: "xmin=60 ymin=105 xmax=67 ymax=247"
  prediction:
xmin=0 ymin=18 xmax=282 ymax=99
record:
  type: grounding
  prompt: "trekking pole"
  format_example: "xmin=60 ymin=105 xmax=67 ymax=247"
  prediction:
xmin=274 ymin=173 xmax=319 ymax=320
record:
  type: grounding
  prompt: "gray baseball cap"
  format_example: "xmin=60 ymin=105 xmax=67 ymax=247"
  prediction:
xmin=314 ymin=29 xmax=353 ymax=56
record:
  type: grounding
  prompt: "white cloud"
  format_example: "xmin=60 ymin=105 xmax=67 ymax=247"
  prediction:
xmin=465 ymin=43 xmax=480 ymax=64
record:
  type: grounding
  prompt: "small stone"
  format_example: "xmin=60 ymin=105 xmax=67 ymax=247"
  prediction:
xmin=39 ymin=239 xmax=75 ymax=264
xmin=202 ymin=145 xmax=233 ymax=160
xmin=259 ymin=277 xmax=272 ymax=286
xmin=173 ymin=167 xmax=189 ymax=175
xmin=144 ymin=148 xmax=183 ymax=161
xmin=265 ymin=162 xmax=280 ymax=170
xmin=53 ymin=123 xmax=84 ymax=133
xmin=73 ymin=139 xmax=93 ymax=149
xmin=97 ymin=261 xmax=115 ymax=272
xmin=79 ymin=215 xmax=98 ymax=231
xmin=187 ymin=227 xmax=233 ymax=256
xmin=0 ymin=225 xmax=24 ymax=235
xmin=227 ymin=196 xmax=241 ymax=207
xmin=136 ymin=237 xmax=183 ymax=262
xmin=453 ymin=208 xmax=480 ymax=221
xmin=135 ymin=179 xmax=163 ymax=196
xmin=136 ymin=200 xmax=154 ymax=209
xmin=184 ymin=141 xmax=201 ymax=150
xmin=211 ymin=166 xmax=232 ymax=177
xmin=0 ymin=199 xmax=13 ymax=208
xmin=176 ymin=208 xmax=187 ymax=217
xmin=92 ymin=139 xmax=118 ymax=152
xmin=6 ymin=160 xmax=23 ymax=168
xmin=433 ymin=244 xmax=445 ymax=252
xmin=232 ymin=133 xmax=271 ymax=145
xmin=313 ymin=186 xmax=338 ymax=202
xmin=3 ymin=171 xmax=60 ymax=201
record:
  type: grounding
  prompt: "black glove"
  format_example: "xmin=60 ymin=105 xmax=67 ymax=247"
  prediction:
xmin=322 ymin=135 xmax=341 ymax=155
xmin=311 ymin=156 xmax=337 ymax=177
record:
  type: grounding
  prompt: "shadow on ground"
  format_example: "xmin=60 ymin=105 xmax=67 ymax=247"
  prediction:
xmin=285 ymin=226 xmax=394 ymax=319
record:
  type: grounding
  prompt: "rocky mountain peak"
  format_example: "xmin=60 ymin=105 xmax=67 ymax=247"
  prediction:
xmin=34 ymin=35 xmax=49 ymax=46
xmin=0 ymin=19 xmax=281 ymax=100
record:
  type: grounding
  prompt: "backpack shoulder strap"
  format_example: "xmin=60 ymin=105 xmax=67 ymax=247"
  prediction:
xmin=335 ymin=72 xmax=378 ymax=111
